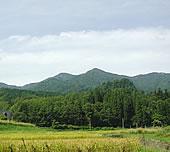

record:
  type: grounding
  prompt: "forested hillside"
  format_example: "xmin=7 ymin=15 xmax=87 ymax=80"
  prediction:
xmin=23 ymin=69 xmax=170 ymax=93
xmin=0 ymin=83 xmax=18 ymax=89
xmin=1 ymin=69 xmax=170 ymax=93
xmin=0 ymin=79 xmax=169 ymax=128
xmin=22 ymin=68 xmax=124 ymax=93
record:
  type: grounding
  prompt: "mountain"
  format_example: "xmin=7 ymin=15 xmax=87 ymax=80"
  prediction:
xmin=54 ymin=73 xmax=75 ymax=81
xmin=131 ymin=72 xmax=170 ymax=92
xmin=1 ymin=68 xmax=170 ymax=93
xmin=22 ymin=68 xmax=126 ymax=93
xmin=0 ymin=83 xmax=18 ymax=89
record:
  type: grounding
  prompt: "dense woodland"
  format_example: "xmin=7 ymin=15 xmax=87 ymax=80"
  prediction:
xmin=0 ymin=79 xmax=170 ymax=128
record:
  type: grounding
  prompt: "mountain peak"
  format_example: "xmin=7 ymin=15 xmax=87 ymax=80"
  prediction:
xmin=86 ymin=68 xmax=106 ymax=74
xmin=54 ymin=73 xmax=75 ymax=81
xmin=2 ymin=69 xmax=170 ymax=93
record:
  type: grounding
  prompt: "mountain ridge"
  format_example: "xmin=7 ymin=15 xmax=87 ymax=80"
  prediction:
xmin=0 ymin=82 xmax=19 ymax=89
xmin=1 ymin=69 xmax=170 ymax=93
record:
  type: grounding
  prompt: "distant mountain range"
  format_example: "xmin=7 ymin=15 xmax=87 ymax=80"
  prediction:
xmin=1 ymin=68 xmax=170 ymax=93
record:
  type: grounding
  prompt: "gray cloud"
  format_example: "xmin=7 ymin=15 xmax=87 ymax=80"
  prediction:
xmin=0 ymin=0 xmax=170 ymax=38
xmin=0 ymin=28 xmax=170 ymax=85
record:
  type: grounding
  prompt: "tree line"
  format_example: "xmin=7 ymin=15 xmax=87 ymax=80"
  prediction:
xmin=0 ymin=79 xmax=170 ymax=128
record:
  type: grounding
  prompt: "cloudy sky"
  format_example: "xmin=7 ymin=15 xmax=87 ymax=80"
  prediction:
xmin=0 ymin=0 xmax=170 ymax=85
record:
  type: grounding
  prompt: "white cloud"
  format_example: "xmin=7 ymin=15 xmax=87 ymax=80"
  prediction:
xmin=0 ymin=28 xmax=170 ymax=85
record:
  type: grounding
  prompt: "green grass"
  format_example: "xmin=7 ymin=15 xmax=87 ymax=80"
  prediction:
xmin=0 ymin=120 xmax=45 ymax=133
xmin=0 ymin=121 xmax=169 ymax=152
xmin=126 ymin=127 xmax=170 ymax=143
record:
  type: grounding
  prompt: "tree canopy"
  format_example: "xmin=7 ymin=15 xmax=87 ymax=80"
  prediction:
xmin=0 ymin=79 xmax=169 ymax=128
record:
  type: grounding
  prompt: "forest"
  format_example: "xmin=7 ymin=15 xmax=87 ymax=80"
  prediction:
xmin=0 ymin=79 xmax=170 ymax=129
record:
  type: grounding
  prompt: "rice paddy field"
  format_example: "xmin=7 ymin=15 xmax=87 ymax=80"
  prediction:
xmin=0 ymin=120 xmax=169 ymax=152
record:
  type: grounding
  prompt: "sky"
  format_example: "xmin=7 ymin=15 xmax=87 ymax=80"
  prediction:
xmin=0 ymin=0 xmax=170 ymax=85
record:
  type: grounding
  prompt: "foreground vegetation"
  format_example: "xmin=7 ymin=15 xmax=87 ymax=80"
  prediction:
xmin=0 ymin=79 xmax=170 ymax=129
xmin=0 ymin=79 xmax=170 ymax=151
xmin=0 ymin=121 xmax=169 ymax=152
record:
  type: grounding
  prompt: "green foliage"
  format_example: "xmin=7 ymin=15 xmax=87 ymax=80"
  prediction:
xmin=0 ymin=114 xmax=7 ymax=120
xmin=0 ymin=79 xmax=169 ymax=129
xmin=0 ymin=88 xmax=57 ymax=104
xmin=0 ymin=101 xmax=10 ymax=110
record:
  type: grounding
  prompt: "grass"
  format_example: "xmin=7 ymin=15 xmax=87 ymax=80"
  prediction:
xmin=125 ymin=127 xmax=170 ymax=143
xmin=0 ymin=120 xmax=35 ymax=127
xmin=0 ymin=121 xmax=169 ymax=152
xmin=0 ymin=138 xmax=140 ymax=152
